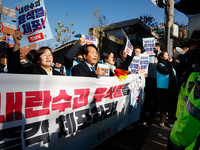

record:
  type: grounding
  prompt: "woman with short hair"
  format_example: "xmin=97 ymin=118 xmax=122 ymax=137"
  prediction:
xmin=7 ymin=28 xmax=61 ymax=75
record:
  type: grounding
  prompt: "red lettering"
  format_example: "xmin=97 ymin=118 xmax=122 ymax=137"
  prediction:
xmin=113 ymin=84 xmax=124 ymax=98
xmin=52 ymin=90 xmax=72 ymax=112
xmin=0 ymin=94 xmax=5 ymax=123
xmin=73 ymin=89 xmax=90 ymax=109
xmin=107 ymin=127 xmax=112 ymax=135
xmin=97 ymin=127 xmax=112 ymax=141
xmin=104 ymin=86 xmax=117 ymax=99
xmin=25 ymin=91 xmax=51 ymax=118
xmin=91 ymin=87 xmax=107 ymax=103
xmin=6 ymin=92 xmax=22 ymax=122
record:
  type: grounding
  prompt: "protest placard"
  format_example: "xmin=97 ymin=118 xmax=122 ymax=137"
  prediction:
xmin=15 ymin=0 xmax=53 ymax=47
xmin=139 ymin=54 xmax=149 ymax=74
xmin=128 ymin=56 xmax=140 ymax=74
xmin=142 ymin=37 xmax=155 ymax=55
xmin=74 ymin=34 xmax=98 ymax=47
xmin=98 ymin=63 xmax=110 ymax=77
xmin=124 ymin=37 xmax=133 ymax=56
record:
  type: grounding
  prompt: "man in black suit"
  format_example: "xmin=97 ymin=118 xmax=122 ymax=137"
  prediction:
xmin=72 ymin=44 xmax=105 ymax=77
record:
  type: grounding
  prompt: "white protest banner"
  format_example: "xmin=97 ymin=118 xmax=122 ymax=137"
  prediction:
xmin=128 ymin=56 xmax=140 ymax=74
xmin=124 ymin=37 xmax=133 ymax=56
xmin=98 ymin=63 xmax=110 ymax=77
xmin=0 ymin=74 xmax=144 ymax=150
xmin=129 ymin=74 xmax=145 ymax=112
xmin=142 ymin=37 xmax=155 ymax=55
xmin=15 ymin=0 xmax=53 ymax=47
xmin=139 ymin=54 xmax=149 ymax=74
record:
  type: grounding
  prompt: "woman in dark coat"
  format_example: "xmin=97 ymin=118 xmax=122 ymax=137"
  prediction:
xmin=7 ymin=28 xmax=61 ymax=75
xmin=100 ymin=49 xmax=133 ymax=76
xmin=156 ymin=51 xmax=178 ymax=127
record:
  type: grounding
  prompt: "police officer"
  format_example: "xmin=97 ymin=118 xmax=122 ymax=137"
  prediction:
xmin=168 ymin=76 xmax=200 ymax=150
xmin=168 ymin=29 xmax=200 ymax=150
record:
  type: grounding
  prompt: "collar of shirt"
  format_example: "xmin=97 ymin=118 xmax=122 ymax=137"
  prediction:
xmin=47 ymin=67 xmax=53 ymax=75
xmin=85 ymin=61 xmax=95 ymax=71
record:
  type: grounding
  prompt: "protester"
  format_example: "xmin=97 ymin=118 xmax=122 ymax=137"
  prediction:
xmin=133 ymin=46 xmax=142 ymax=57
xmin=26 ymin=49 xmax=36 ymax=63
xmin=156 ymin=51 xmax=178 ymax=127
xmin=72 ymin=44 xmax=105 ymax=77
xmin=53 ymin=62 xmax=66 ymax=75
xmin=7 ymin=28 xmax=61 ymax=75
xmin=143 ymin=43 xmax=162 ymax=117
xmin=100 ymin=47 xmax=134 ymax=76
xmin=64 ymin=36 xmax=85 ymax=76
xmin=115 ymin=46 xmax=133 ymax=70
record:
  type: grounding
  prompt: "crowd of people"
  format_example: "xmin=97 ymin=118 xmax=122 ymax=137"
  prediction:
xmin=0 ymin=28 xmax=200 ymax=149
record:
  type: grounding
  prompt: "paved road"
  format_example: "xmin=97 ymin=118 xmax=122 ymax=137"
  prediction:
xmin=92 ymin=113 xmax=171 ymax=150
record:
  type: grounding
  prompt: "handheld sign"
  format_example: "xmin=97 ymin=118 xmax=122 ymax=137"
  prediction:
xmin=98 ymin=63 xmax=110 ymax=77
xmin=74 ymin=34 xmax=98 ymax=47
xmin=139 ymin=54 xmax=149 ymax=74
xmin=15 ymin=0 xmax=53 ymax=47
xmin=142 ymin=37 xmax=155 ymax=55
xmin=124 ymin=37 xmax=133 ymax=56
xmin=129 ymin=56 xmax=140 ymax=74
xmin=121 ymin=28 xmax=133 ymax=56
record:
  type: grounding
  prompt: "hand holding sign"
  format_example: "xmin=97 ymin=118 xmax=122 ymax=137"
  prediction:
xmin=78 ymin=35 xmax=85 ymax=45
xmin=95 ymin=68 xmax=106 ymax=76
xmin=13 ymin=28 xmax=22 ymax=52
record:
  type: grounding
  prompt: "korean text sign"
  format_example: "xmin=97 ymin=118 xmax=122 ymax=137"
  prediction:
xmin=128 ymin=56 xmax=140 ymax=74
xmin=139 ymin=54 xmax=149 ymax=74
xmin=82 ymin=34 xmax=98 ymax=47
xmin=124 ymin=37 xmax=133 ymax=56
xmin=15 ymin=0 xmax=53 ymax=47
xmin=142 ymin=37 xmax=155 ymax=55
xmin=0 ymin=74 xmax=143 ymax=150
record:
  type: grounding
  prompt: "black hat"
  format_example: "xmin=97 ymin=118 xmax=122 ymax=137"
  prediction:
xmin=188 ymin=29 xmax=200 ymax=44
xmin=179 ymin=29 xmax=200 ymax=47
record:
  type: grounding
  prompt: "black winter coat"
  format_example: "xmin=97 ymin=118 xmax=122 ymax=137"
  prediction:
xmin=157 ymin=59 xmax=178 ymax=111
xmin=115 ymin=55 xmax=133 ymax=70
xmin=7 ymin=48 xmax=61 ymax=75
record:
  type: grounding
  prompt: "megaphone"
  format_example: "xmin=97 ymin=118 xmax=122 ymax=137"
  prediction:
xmin=173 ymin=47 xmax=185 ymax=59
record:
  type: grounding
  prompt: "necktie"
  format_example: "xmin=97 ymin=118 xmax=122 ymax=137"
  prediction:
xmin=90 ymin=67 xmax=95 ymax=71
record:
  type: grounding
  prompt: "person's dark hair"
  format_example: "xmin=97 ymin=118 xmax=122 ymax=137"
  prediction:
xmin=157 ymin=51 xmax=167 ymax=60
xmin=119 ymin=45 xmax=126 ymax=54
xmin=81 ymin=44 xmax=97 ymax=60
xmin=26 ymin=49 xmax=36 ymax=63
xmin=34 ymin=46 xmax=53 ymax=66
xmin=100 ymin=49 xmax=115 ymax=63
xmin=133 ymin=46 xmax=144 ymax=54
xmin=155 ymin=43 xmax=160 ymax=47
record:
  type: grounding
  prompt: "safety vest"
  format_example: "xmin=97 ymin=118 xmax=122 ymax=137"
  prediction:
xmin=170 ymin=75 xmax=200 ymax=149
xmin=176 ymin=72 xmax=200 ymax=119
xmin=156 ymin=63 xmax=177 ymax=89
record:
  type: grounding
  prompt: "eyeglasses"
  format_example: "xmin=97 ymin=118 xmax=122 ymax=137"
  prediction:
xmin=41 ymin=53 xmax=53 ymax=58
